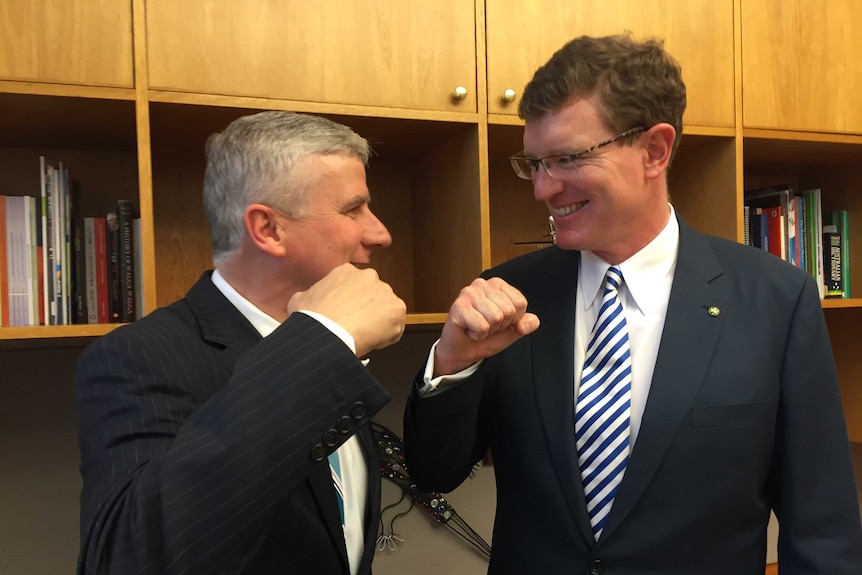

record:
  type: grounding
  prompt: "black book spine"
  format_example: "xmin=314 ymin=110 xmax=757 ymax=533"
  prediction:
xmin=106 ymin=204 xmax=121 ymax=323
xmin=117 ymin=199 xmax=135 ymax=322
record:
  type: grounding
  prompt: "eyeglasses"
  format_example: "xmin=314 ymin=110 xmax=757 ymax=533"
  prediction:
xmin=508 ymin=126 xmax=646 ymax=180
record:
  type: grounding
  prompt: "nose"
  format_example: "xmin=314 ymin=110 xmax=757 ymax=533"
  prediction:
xmin=364 ymin=209 xmax=392 ymax=248
xmin=531 ymin=168 xmax=564 ymax=203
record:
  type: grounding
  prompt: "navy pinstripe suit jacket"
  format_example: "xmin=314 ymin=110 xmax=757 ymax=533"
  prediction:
xmin=76 ymin=271 xmax=390 ymax=574
xmin=405 ymin=216 xmax=862 ymax=574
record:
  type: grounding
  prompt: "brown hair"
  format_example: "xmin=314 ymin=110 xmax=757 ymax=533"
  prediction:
xmin=518 ymin=34 xmax=687 ymax=162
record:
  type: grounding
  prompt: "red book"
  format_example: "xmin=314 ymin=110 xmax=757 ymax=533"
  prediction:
xmin=93 ymin=216 xmax=109 ymax=324
xmin=765 ymin=205 xmax=785 ymax=260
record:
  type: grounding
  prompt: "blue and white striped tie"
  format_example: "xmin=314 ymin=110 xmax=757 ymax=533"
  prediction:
xmin=575 ymin=266 xmax=632 ymax=540
xmin=328 ymin=451 xmax=345 ymax=524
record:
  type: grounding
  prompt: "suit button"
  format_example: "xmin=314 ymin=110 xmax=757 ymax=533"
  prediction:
xmin=310 ymin=443 xmax=326 ymax=462
xmin=350 ymin=401 xmax=366 ymax=419
xmin=337 ymin=416 xmax=352 ymax=434
xmin=589 ymin=559 xmax=603 ymax=575
xmin=323 ymin=429 xmax=338 ymax=447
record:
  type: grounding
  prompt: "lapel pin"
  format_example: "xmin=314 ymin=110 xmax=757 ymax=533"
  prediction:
xmin=707 ymin=306 xmax=720 ymax=317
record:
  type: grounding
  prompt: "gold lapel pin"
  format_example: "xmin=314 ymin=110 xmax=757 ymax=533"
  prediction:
xmin=707 ymin=306 xmax=720 ymax=317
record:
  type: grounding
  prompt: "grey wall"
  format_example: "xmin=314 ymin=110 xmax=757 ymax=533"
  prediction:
xmin=0 ymin=330 xmax=497 ymax=575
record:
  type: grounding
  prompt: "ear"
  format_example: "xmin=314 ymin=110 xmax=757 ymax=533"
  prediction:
xmin=642 ymin=123 xmax=676 ymax=180
xmin=245 ymin=203 xmax=288 ymax=257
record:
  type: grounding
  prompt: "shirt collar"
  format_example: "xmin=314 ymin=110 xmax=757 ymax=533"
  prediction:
xmin=581 ymin=205 xmax=680 ymax=315
xmin=211 ymin=269 xmax=280 ymax=338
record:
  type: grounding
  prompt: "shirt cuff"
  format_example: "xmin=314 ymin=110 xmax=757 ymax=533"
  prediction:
xmin=418 ymin=339 xmax=481 ymax=396
xmin=297 ymin=310 xmax=370 ymax=367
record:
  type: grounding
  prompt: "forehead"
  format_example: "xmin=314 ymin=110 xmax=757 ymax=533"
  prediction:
xmin=302 ymin=154 xmax=369 ymax=199
xmin=523 ymin=97 xmax=608 ymax=154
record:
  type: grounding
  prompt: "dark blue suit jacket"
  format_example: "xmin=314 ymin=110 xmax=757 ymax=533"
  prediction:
xmin=76 ymin=271 xmax=390 ymax=574
xmin=405 ymin=216 xmax=862 ymax=574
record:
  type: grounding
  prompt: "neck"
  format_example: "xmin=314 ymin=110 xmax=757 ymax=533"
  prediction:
xmin=217 ymin=254 xmax=298 ymax=323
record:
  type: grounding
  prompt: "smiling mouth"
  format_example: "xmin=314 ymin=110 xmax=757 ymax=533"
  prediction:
xmin=552 ymin=200 xmax=588 ymax=217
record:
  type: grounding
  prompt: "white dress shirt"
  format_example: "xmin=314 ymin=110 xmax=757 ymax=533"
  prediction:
xmin=421 ymin=206 xmax=680 ymax=448
xmin=211 ymin=270 xmax=367 ymax=575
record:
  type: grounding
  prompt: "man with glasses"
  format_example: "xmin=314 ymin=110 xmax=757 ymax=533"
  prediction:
xmin=404 ymin=34 xmax=862 ymax=573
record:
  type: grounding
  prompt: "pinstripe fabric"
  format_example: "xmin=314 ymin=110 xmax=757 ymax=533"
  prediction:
xmin=75 ymin=271 xmax=390 ymax=575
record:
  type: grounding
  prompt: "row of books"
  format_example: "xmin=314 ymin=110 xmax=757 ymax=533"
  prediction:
xmin=0 ymin=158 xmax=143 ymax=327
xmin=744 ymin=185 xmax=851 ymax=299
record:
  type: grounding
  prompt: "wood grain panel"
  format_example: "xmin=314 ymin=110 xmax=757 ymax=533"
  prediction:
xmin=742 ymin=0 xmax=862 ymax=134
xmin=0 ymin=0 xmax=133 ymax=87
xmin=147 ymin=0 xmax=476 ymax=113
xmin=485 ymin=0 xmax=735 ymax=128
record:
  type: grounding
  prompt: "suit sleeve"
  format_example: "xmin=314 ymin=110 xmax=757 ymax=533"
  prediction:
xmin=403 ymin=358 xmax=493 ymax=494
xmin=76 ymin=313 xmax=389 ymax=575
xmin=771 ymin=275 xmax=862 ymax=573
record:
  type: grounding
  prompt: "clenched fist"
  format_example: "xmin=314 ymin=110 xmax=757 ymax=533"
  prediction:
xmin=434 ymin=277 xmax=540 ymax=377
xmin=287 ymin=263 xmax=407 ymax=357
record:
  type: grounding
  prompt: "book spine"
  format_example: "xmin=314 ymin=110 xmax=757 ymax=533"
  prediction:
xmin=84 ymin=217 xmax=98 ymax=324
xmin=117 ymin=199 xmax=135 ymax=322
xmin=106 ymin=205 xmax=121 ymax=323
xmin=0 ymin=195 xmax=8 ymax=326
xmin=93 ymin=216 xmax=109 ymax=324
xmin=823 ymin=228 xmax=843 ymax=298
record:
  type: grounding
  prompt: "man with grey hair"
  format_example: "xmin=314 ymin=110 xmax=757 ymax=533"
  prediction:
xmin=76 ymin=111 xmax=406 ymax=574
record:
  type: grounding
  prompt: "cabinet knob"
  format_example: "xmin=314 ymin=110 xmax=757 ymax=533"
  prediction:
xmin=502 ymin=89 xmax=517 ymax=103
xmin=453 ymin=86 xmax=468 ymax=101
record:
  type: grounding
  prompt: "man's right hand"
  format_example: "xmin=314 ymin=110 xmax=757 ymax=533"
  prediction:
xmin=287 ymin=264 xmax=407 ymax=358
xmin=434 ymin=277 xmax=539 ymax=377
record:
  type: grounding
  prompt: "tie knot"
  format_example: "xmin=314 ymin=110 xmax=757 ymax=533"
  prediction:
xmin=604 ymin=266 xmax=623 ymax=294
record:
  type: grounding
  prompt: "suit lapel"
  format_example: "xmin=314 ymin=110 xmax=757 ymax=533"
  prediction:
xmin=357 ymin=424 xmax=380 ymax=575
xmin=184 ymin=271 xmax=261 ymax=368
xmin=530 ymin=248 xmax=595 ymax=544
xmin=186 ymin=271 xmax=352 ymax=568
xmin=600 ymin=217 xmax=727 ymax=542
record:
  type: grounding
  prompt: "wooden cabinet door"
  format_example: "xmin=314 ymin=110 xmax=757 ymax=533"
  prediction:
xmin=147 ymin=0 xmax=477 ymax=113
xmin=486 ymin=0 xmax=734 ymax=128
xmin=0 ymin=0 xmax=133 ymax=87
xmin=742 ymin=0 xmax=862 ymax=134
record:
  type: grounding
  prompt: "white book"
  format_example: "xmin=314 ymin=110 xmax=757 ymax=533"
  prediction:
xmin=39 ymin=156 xmax=51 ymax=324
xmin=7 ymin=197 xmax=28 ymax=326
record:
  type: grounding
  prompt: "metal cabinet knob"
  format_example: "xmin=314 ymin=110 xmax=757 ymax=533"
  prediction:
xmin=502 ymin=88 xmax=516 ymax=103
xmin=453 ymin=86 xmax=468 ymax=101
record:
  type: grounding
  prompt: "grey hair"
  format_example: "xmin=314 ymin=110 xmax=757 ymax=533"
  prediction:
xmin=203 ymin=111 xmax=371 ymax=264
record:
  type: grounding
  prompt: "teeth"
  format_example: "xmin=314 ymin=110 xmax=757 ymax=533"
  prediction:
xmin=552 ymin=201 xmax=588 ymax=216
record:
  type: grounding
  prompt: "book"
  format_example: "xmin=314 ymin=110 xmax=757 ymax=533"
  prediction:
xmin=133 ymin=217 xmax=144 ymax=319
xmin=828 ymin=210 xmax=851 ymax=298
xmin=0 ymin=195 xmax=8 ymax=326
xmin=117 ymin=199 xmax=136 ymax=322
xmin=93 ymin=216 xmax=109 ymax=324
xmin=744 ymin=185 xmax=793 ymax=262
xmin=106 ymin=204 xmax=121 ymax=323
xmin=823 ymin=224 xmax=843 ymax=298
xmin=83 ymin=217 xmax=98 ymax=324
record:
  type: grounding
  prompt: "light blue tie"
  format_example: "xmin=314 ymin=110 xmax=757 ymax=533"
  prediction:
xmin=575 ymin=266 xmax=632 ymax=540
xmin=328 ymin=451 xmax=345 ymax=524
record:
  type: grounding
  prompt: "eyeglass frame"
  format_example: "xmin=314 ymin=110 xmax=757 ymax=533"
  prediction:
xmin=508 ymin=126 xmax=647 ymax=180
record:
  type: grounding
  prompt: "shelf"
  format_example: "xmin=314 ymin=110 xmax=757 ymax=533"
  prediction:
xmin=0 ymin=91 xmax=137 ymax=150
xmin=148 ymin=90 xmax=480 ymax=125
xmin=0 ymin=324 xmax=119 ymax=341
xmin=744 ymin=130 xmax=862 ymax=170
xmin=0 ymin=80 xmax=135 ymax=101
xmin=822 ymin=298 xmax=862 ymax=309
